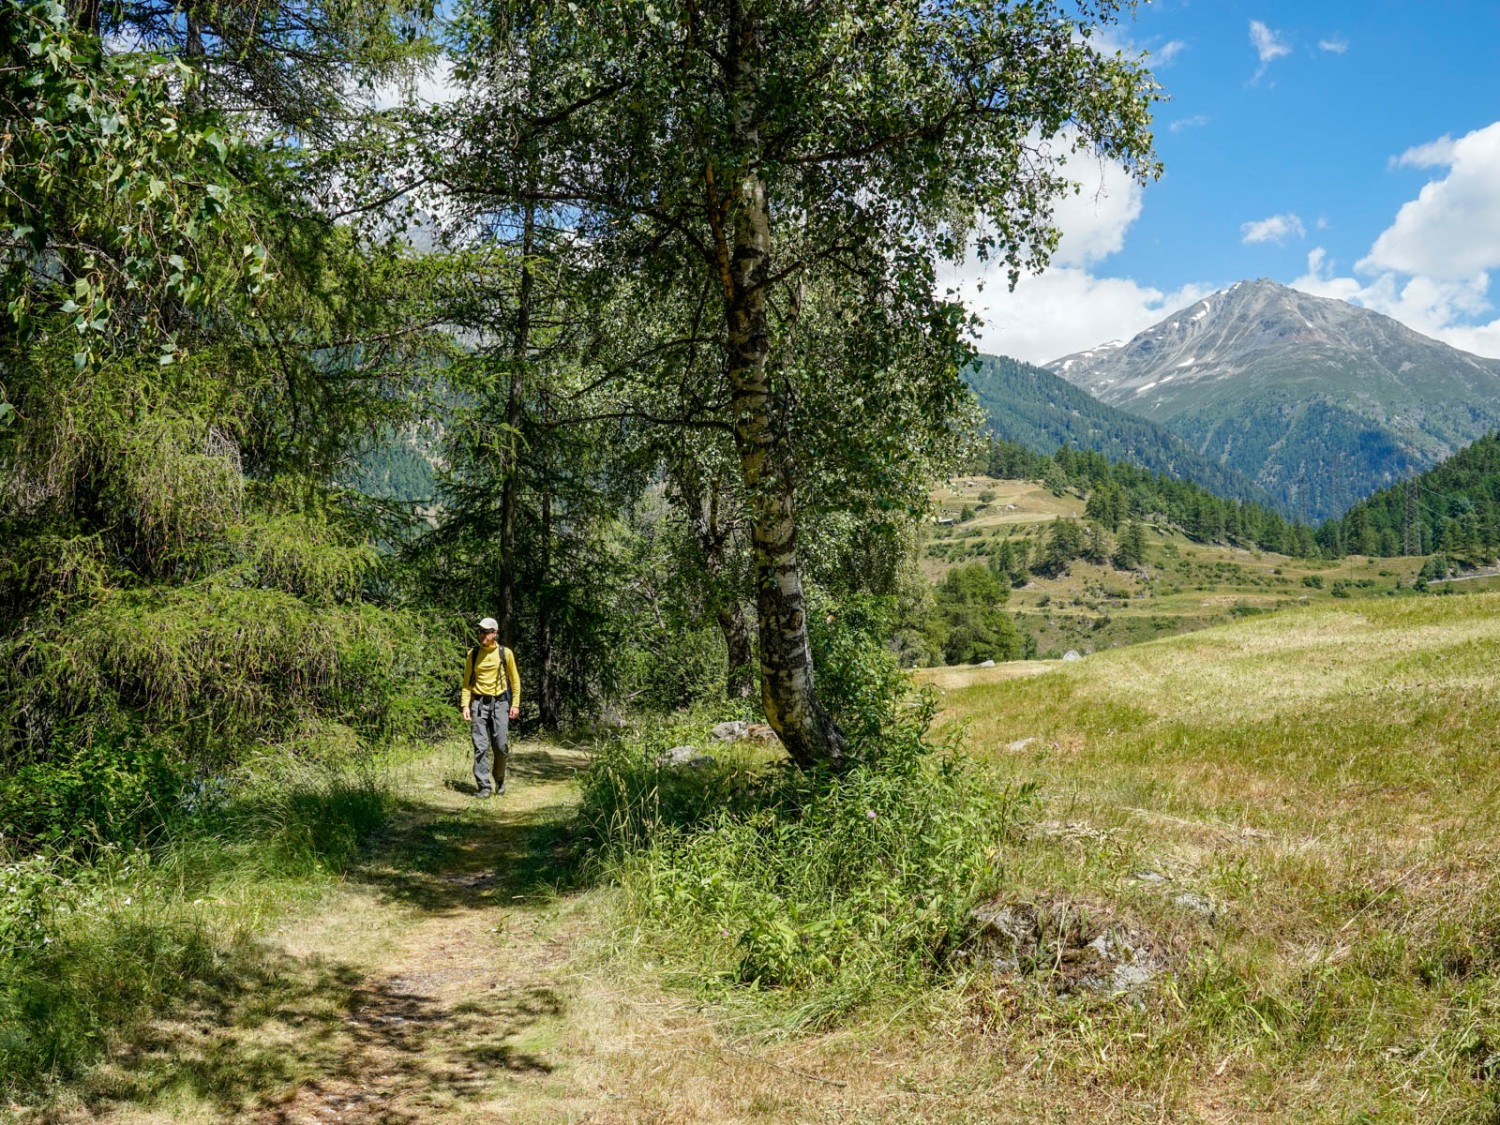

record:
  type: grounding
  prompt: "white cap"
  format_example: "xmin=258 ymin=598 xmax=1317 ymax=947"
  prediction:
xmin=478 ymin=616 xmax=499 ymax=631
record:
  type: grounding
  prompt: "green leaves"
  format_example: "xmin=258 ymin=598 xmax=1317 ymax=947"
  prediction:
xmin=1 ymin=0 xmax=263 ymax=362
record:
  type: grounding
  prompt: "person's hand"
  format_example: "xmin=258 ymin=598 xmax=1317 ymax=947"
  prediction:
xmin=462 ymin=705 xmax=471 ymax=721
xmin=509 ymin=706 xmax=520 ymax=720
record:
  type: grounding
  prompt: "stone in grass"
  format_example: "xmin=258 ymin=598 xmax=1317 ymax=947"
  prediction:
xmin=658 ymin=746 xmax=716 ymax=768
xmin=979 ymin=659 xmax=997 ymax=668
xmin=1172 ymin=892 xmax=1219 ymax=921
xmin=1062 ymin=650 xmax=1082 ymax=662
xmin=710 ymin=720 xmax=750 ymax=742
xmin=962 ymin=896 xmax=1165 ymax=998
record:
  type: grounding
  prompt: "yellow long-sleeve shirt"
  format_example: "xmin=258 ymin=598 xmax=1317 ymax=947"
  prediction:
xmin=461 ymin=643 xmax=521 ymax=709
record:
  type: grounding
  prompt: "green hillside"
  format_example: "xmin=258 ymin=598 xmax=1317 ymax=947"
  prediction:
xmin=920 ymin=471 xmax=1414 ymax=661
xmin=966 ymin=354 xmax=1280 ymax=511
xmin=1324 ymin=431 xmax=1500 ymax=566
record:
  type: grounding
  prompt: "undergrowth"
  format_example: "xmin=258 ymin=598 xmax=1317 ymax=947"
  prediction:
xmin=0 ymin=756 xmax=394 ymax=1102
xmin=578 ymin=617 xmax=1035 ymax=1030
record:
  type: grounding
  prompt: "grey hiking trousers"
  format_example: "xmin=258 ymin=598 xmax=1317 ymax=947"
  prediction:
xmin=469 ymin=693 xmax=510 ymax=797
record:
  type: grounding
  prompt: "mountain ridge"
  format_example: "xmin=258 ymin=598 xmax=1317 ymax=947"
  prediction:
xmin=1045 ymin=279 xmax=1500 ymax=520
xmin=964 ymin=353 xmax=1279 ymax=511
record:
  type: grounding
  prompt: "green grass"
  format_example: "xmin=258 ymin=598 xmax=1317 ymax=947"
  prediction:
xmin=922 ymin=592 xmax=1500 ymax=1121
xmin=0 ymin=757 xmax=398 ymax=1103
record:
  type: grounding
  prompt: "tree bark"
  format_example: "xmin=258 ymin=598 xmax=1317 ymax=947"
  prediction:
xmin=720 ymin=1 xmax=846 ymax=769
xmin=535 ymin=486 xmax=561 ymax=727
xmin=673 ymin=463 xmax=755 ymax=700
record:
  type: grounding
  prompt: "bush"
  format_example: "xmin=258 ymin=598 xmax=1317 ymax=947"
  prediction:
xmin=578 ymin=652 xmax=1035 ymax=1027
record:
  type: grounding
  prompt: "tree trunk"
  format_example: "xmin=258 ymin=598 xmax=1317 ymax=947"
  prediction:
xmin=498 ymin=200 xmax=534 ymax=647
xmin=535 ymin=487 xmax=561 ymax=728
xmin=720 ymin=2 xmax=846 ymax=770
xmin=69 ymin=0 xmax=101 ymax=35
xmin=185 ymin=7 xmax=205 ymax=114
xmin=718 ymin=603 xmax=755 ymax=700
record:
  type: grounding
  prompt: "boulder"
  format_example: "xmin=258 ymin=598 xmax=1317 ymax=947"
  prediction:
xmin=978 ymin=659 xmax=997 ymax=668
xmin=710 ymin=720 xmax=750 ymax=742
xmin=1062 ymin=650 xmax=1082 ymax=662
xmin=963 ymin=897 xmax=1164 ymax=996
xmin=658 ymin=745 xmax=716 ymax=769
xmin=1172 ymin=892 xmax=1218 ymax=920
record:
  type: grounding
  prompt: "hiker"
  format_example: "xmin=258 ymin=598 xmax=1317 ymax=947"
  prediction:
xmin=460 ymin=617 xmax=521 ymax=798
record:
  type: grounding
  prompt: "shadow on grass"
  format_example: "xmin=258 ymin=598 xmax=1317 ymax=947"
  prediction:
xmin=353 ymin=797 xmax=581 ymax=912
xmin=58 ymin=941 xmax=559 ymax=1123
xmin=18 ymin=743 xmax=586 ymax=1121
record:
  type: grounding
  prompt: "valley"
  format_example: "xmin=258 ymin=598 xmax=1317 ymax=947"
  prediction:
xmin=924 ymin=475 xmax=1426 ymax=659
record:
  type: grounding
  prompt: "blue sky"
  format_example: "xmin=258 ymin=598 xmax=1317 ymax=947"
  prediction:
xmin=960 ymin=1 xmax=1500 ymax=363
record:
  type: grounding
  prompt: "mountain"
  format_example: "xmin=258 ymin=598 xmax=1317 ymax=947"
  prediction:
xmin=965 ymin=353 xmax=1278 ymax=509
xmin=1046 ymin=279 xmax=1500 ymax=520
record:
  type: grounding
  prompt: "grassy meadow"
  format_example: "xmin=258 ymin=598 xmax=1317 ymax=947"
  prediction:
xmin=926 ymin=475 xmax=1428 ymax=657
xmin=921 ymin=590 xmax=1500 ymax=1122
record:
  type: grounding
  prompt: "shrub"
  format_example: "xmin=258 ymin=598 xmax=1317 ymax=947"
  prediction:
xmin=578 ymin=650 xmax=1035 ymax=1027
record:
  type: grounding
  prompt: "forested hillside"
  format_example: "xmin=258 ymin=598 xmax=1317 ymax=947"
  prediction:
xmin=1324 ymin=432 xmax=1500 ymax=566
xmin=966 ymin=353 xmax=1278 ymax=510
xmin=972 ymin=439 xmax=1317 ymax=556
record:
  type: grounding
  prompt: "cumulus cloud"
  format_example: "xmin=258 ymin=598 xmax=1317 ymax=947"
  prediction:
xmin=1293 ymin=248 xmax=1500 ymax=357
xmin=1318 ymin=37 xmax=1349 ymax=54
xmin=939 ymin=147 xmax=1212 ymax=363
xmin=1241 ymin=213 xmax=1307 ymax=245
xmin=1285 ymin=122 xmax=1500 ymax=358
xmin=1360 ymin=121 xmax=1500 ymax=279
xmin=948 ymin=264 xmax=1214 ymax=365
xmin=1249 ymin=20 xmax=1291 ymax=79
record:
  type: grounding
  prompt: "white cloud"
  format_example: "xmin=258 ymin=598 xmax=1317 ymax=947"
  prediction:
xmin=1170 ymin=114 xmax=1210 ymax=133
xmin=1280 ymin=121 xmax=1500 ymax=360
xmin=951 ymin=265 xmax=1214 ymax=365
xmin=1047 ymin=157 xmax=1144 ymax=268
xmin=1241 ymin=212 xmax=1307 ymax=245
xmin=1360 ymin=121 xmax=1500 ymax=279
xmin=941 ymin=148 xmax=1212 ymax=363
xmin=368 ymin=58 xmax=460 ymax=110
xmin=1294 ymin=248 xmax=1500 ymax=359
xmin=1249 ymin=20 xmax=1291 ymax=79
xmin=1318 ymin=37 xmax=1349 ymax=54
xmin=1155 ymin=40 xmax=1188 ymax=65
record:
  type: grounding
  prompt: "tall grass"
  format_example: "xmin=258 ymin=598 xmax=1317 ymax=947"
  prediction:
xmin=578 ymin=698 xmax=1035 ymax=1031
xmin=928 ymin=592 xmax=1500 ymax=1119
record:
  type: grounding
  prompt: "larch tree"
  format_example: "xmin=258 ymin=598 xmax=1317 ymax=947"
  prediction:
xmin=439 ymin=0 xmax=1160 ymax=769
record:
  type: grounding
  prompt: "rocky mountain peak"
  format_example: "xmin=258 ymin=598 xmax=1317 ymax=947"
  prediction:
xmin=1041 ymin=280 xmax=1500 ymax=520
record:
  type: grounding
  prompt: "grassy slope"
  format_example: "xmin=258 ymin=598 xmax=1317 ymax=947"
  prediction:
xmin=922 ymin=592 xmax=1500 ymax=1122
xmin=928 ymin=475 xmax=1426 ymax=657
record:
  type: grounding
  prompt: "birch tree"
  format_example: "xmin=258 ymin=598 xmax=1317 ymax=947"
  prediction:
xmin=439 ymin=0 xmax=1159 ymax=769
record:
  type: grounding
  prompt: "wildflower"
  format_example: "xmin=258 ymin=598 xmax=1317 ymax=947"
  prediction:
xmin=866 ymin=810 xmax=877 ymax=819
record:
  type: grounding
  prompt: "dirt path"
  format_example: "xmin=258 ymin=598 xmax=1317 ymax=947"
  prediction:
xmin=249 ymin=740 xmax=591 ymax=1124
xmin=66 ymin=740 xmax=1041 ymax=1125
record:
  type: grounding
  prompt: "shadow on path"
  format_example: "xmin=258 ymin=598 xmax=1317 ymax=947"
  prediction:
xmin=53 ymin=742 xmax=587 ymax=1123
